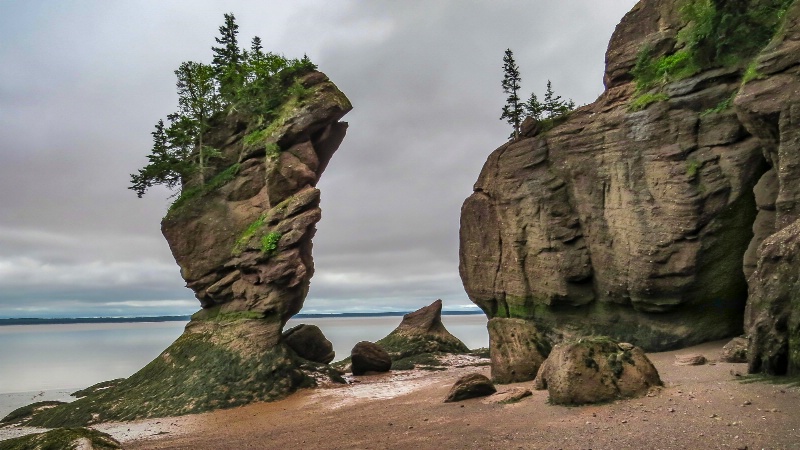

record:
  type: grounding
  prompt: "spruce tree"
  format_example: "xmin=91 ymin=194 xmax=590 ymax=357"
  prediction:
xmin=212 ymin=13 xmax=243 ymax=103
xmin=500 ymin=49 xmax=523 ymax=140
xmin=524 ymin=92 xmax=544 ymax=121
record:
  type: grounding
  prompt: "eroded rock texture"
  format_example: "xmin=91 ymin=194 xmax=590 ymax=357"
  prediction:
xmin=460 ymin=0 xmax=784 ymax=353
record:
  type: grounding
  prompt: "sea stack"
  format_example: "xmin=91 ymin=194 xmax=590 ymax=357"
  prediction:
xmin=26 ymin=71 xmax=352 ymax=426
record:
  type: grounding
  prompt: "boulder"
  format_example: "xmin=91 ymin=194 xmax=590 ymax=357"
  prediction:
xmin=488 ymin=318 xmax=550 ymax=383
xmin=376 ymin=299 xmax=469 ymax=361
xmin=534 ymin=337 xmax=662 ymax=405
xmin=444 ymin=373 xmax=496 ymax=403
xmin=351 ymin=341 xmax=392 ymax=375
xmin=485 ymin=387 xmax=533 ymax=404
xmin=282 ymin=324 xmax=335 ymax=364
xmin=720 ymin=336 xmax=748 ymax=363
xmin=674 ymin=354 xmax=707 ymax=366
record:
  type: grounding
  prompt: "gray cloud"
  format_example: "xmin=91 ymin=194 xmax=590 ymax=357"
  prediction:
xmin=0 ymin=1 xmax=637 ymax=317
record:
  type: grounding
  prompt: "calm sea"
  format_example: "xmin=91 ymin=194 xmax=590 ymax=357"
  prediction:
xmin=0 ymin=314 xmax=487 ymax=418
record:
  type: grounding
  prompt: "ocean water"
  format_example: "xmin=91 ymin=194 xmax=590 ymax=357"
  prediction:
xmin=0 ymin=314 xmax=487 ymax=418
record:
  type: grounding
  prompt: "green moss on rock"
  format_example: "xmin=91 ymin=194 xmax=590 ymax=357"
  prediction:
xmin=25 ymin=320 xmax=323 ymax=428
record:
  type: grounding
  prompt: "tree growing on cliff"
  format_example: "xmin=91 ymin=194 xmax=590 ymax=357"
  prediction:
xmin=212 ymin=12 xmax=244 ymax=104
xmin=130 ymin=13 xmax=318 ymax=199
xmin=542 ymin=80 xmax=575 ymax=118
xmin=500 ymin=49 xmax=523 ymax=140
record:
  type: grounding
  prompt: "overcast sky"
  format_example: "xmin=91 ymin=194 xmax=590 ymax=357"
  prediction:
xmin=0 ymin=0 xmax=638 ymax=318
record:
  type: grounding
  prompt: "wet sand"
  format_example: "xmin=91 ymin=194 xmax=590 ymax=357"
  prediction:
xmin=114 ymin=340 xmax=800 ymax=449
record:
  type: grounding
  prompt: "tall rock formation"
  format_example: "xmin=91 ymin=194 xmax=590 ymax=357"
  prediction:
xmin=28 ymin=71 xmax=352 ymax=426
xmin=738 ymin=1 xmax=800 ymax=375
xmin=460 ymin=0 xmax=800 ymax=381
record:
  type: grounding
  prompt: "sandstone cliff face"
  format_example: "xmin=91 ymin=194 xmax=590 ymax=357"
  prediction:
xmin=460 ymin=0 xmax=800 ymax=369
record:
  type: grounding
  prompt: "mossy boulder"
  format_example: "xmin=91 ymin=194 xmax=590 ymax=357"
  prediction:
xmin=0 ymin=427 xmax=120 ymax=450
xmin=444 ymin=373 xmax=496 ymax=403
xmin=534 ymin=337 xmax=662 ymax=405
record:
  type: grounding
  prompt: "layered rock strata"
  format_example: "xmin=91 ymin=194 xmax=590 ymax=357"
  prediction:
xmin=460 ymin=0 xmax=797 ymax=355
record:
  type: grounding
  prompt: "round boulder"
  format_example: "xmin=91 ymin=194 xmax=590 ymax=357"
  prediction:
xmin=534 ymin=337 xmax=662 ymax=405
xmin=351 ymin=341 xmax=391 ymax=375
xmin=444 ymin=373 xmax=496 ymax=403
xmin=282 ymin=324 xmax=335 ymax=364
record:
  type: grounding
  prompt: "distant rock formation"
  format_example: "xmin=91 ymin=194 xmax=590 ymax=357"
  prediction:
xmin=460 ymin=0 xmax=800 ymax=367
xmin=376 ymin=299 xmax=470 ymax=361
xmin=27 ymin=71 xmax=352 ymax=427
xmin=534 ymin=338 xmax=662 ymax=405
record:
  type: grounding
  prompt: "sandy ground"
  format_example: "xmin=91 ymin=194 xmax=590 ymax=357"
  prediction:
xmin=106 ymin=340 xmax=800 ymax=450
xmin=4 ymin=340 xmax=799 ymax=449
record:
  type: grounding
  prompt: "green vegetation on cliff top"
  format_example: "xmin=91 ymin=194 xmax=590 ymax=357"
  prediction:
xmin=631 ymin=0 xmax=794 ymax=108
xmin=129 ymin=12 xmax=316 ymax=202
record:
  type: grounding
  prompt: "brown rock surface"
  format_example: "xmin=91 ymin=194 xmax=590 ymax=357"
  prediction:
xmin=443 ymin=373 xmax=496 ymax=403
xmin=534 ymin=337 xmax=662 ymax=405
xmin=351 ymin=341 xmax=392 ymax=375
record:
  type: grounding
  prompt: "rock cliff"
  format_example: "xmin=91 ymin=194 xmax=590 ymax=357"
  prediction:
xmin=460 ymin=0 xmax=800 ymax=378
xmin=27 ymin=71 xmax=352 ymax=426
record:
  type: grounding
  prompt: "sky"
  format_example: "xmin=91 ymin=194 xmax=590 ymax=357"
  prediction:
xmin=0 ymin=0 xmax=639 ymax=318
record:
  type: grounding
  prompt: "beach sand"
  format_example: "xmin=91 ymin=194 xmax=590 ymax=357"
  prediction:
xmin=109 ymin=340 xmax=800 ymax=449
xmin=4 ymin=340 xmax=799 ymax=449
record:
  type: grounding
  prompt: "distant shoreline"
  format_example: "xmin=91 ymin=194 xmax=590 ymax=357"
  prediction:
xmin=0 ymin=310 xmax=483 ymax=326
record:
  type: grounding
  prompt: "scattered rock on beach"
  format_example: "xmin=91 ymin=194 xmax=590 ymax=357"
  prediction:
xmin=282 ymin=324 xmax=335 ymax=364
xmin=674 ymin=354 xmax=707 ymax=366
xmin=485 ymin=387 xmax=532 ymax=404
xmin=351 ymin=341 xmax=391 ymax=375
xmin=534 ymin=337 xmax=662 ymax=405
xmin=720 ymin=337 xmax=748 ymax=363
xmin=444 ymin=373 xmax=496 ymax=402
